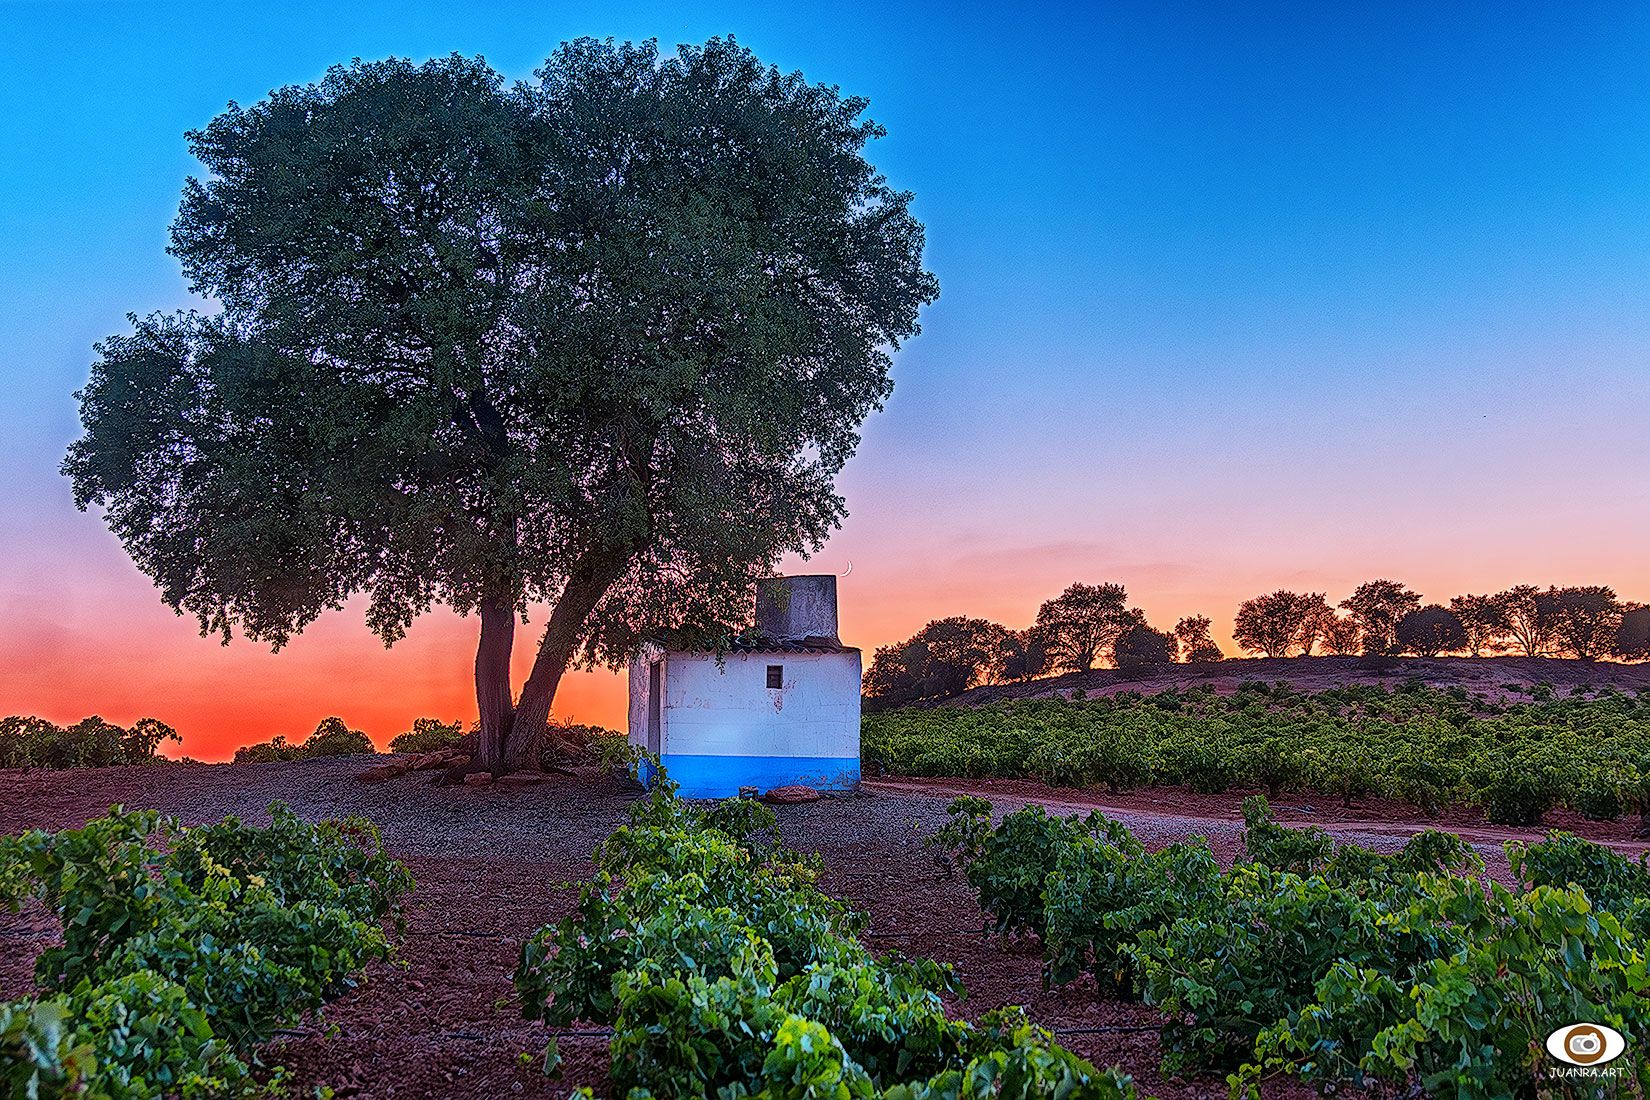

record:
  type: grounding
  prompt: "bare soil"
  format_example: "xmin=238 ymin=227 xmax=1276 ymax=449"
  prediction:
xmin=4 ymin=757 xmax=1645 ymax=1098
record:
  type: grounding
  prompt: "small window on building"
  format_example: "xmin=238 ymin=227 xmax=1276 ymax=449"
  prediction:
xmin=766 ymin=664 xmax=784 ymax=689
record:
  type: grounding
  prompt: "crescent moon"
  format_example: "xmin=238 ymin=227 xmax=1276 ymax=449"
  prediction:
xmin=842 ymin=560 xmax=854 ymax=576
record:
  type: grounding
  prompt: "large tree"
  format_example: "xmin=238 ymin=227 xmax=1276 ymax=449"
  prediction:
xmin=63 ymin=41 xmax=938 ymax=774
xmin=1319 ymin=614 xmax=1362 ymax=656
xmin=1395 ymin=605 xmax=1466 ymax=657
xmin=1033 ymin=582 xmax=1139 ymax=672
xmin=1497 ymin=585 xmax=1559 ymax=657
xmin=1339 ymin=580 xmax=1421 ymax=655
xmin=1294 ymin=593 xmax=1337 ymax=656
xmin=1112 ymin=622 xmax=1175 ymax=676
xmin=1616 ymin=605 xmax=1650 ymax=661
xmin=1548 ymin=585 xmax=1622 ymax=660
xmin=1232 ymin=589 xmax=1321 ymax=658
xmin=862 ymin=617 xmax=1013 ymax=709
xmin=1173 ymin=615 xmax=1223 ymax=663
xmin=1448 ymin=592 xmax=1509 ymax=657
xmin=1000 ymin=628 xmax=1052 ymax=682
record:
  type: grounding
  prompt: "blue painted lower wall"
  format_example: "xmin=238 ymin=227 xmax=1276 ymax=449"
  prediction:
xmin=648 ymin=754 xmax=861 ymax=799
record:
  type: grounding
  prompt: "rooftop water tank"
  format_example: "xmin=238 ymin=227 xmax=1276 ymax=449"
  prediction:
xmin=755 ymin=575 xmax=840 ymax=644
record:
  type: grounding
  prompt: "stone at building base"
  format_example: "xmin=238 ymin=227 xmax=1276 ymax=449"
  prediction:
xmin=762 ymin=784 xmax=821 ymax=805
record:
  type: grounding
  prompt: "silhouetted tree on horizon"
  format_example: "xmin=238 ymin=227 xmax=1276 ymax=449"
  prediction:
xmin=1114 ymin=622 xmax=1175 ymax=677
xmin=1319 ymin=614 xmax=1362 ymax=655
xmin=1450 ymin=593 xmax=1510 ymax=657
xmin=1034 ymin=582 xmax=1141 ymax=672
xmin=1549 ymin=585 xmax=1622 ymax=660
xmin=1341 ymin=580 xmax=1421 ymax=655
xmin=1617 ymin=605 xmax=1650 ymax=661
xmin=1233 ymin=590 xmax=1317 ymax=658
xmin=1396 ymin=605 xmax=1466 ymax=657
xmin=1498 ymin=585 xmax=1560 ymax=657
xmin=1001 ymin=627 xmax=1052 ymax=681
xmin=1173 ymin=615 xmax=1224 ymax=663
xmin=863 ymin=616 xmax=1011 ymax=709
xmin=1295 ymin=593 xmax=1337 ymax=656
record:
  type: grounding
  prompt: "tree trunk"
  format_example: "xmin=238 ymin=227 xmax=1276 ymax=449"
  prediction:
xmin=499 ymin=552 xmax=632 ymax=772
xmin=472 ymin=595 xmax=517 ymax=774
xmin=459 ymin=551 xmax=633 ymax=778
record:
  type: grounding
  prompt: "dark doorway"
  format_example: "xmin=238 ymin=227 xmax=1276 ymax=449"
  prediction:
xmin=647 ymin=661 xmax=662 ymax=754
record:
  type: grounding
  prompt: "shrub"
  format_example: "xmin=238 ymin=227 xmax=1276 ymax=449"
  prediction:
xmin=940 ymin=802 xmax=1131 ymax=939
xmin=0 ymin=997 xmax=96 ymax=1099
xmin=1476 ymin=762 xmax=1558 ymax=825
xmin=1042 ymin=833 xmax=1218 ymax=997
xmin=865 ymin=687 xmax=1650 ymax=826
xmin=1129 ymin=865 xmax=1412 ymax=1074
xmin=1507 ymin=831 xmax=1650 ymax=913
xmin=0 ymin=715 xmax=180 ymax=770
xmin=1240 ymin=739 xmax=1307 ymax=798
xmin=1572 ymin=765 xmax=1628 ymax=821
xmin=0 ymin=803 xmax=411 ymax=1098
xmin=230 ymin=735 xmax=304 ymax=764
xmin=388 ymin=717 xmax=464 ymax=754
xmin=945 ymin=793 xmax=1642 ymax=1092
xmin=234 ymin=716 xmax=374 ymax=763
xmin=297 ymin=716 xmax=373 ymax=757
xmin=1243 ymin=883 xmax=1650 ymax=1100
xmin=1241 ymin=796 xmax=1333 ymax=874
xmin=515 ymin=782 xmax=1138 ymax=1099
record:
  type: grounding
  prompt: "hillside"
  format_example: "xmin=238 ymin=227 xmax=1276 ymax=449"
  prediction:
xmin=935 ymin=654 xmax=1650 ymax=708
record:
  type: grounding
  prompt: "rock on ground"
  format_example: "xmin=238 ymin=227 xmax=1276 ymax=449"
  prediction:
xmin=763 ymin=784 xmax=821 ymax=804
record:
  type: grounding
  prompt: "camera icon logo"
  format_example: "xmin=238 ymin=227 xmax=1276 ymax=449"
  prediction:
xmin=1547 ymin=1023 xmax=1626 ymax=1067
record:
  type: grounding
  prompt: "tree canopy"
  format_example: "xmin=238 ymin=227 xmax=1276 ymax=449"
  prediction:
xmin=1617 ymin=606 xmax=1650 ymax=661
xmin=1233 ymin=590 xmax=1321 ymax=658
xmin=1498 ymin=585 xmax=1558 ymax=657
xmin=1173 ymin=615 xmax=1223 ymax=663
xmin=1548 ymin=585 xmax=1622 ymax=660
xmin=863 ymin=617 xmax=1012 ymax=710
xmin=1395 ymin=605 xmax=1466 ymax=657
xmin=1339 ymin=580 xmax=1421 ymax=656
xmin=1449 ymin=593 xmax=1509 ymax=657
xmin=63 ymin=39 xmax=938 ymax=771
xmin=1113 ymin=623 xmax=1175 ymax=675
xmin=1033 ymin=582 xmax=1141 ymax=672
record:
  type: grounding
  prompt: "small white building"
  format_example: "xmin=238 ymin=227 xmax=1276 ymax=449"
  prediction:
xmin=627 ymin=575 xmax=862 ymax=798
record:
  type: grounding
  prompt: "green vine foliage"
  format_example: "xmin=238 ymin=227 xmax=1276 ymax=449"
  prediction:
xmin=232 ymin=716 xmax=375 ymax=764
xmin=1243 ymin=879 xmax=1650 ymax=1098
xmin=514 ymin=781 xmax=1138 ymax=1100
xmin=0 ymin=803 xmax=413 ymax=1098
xmin=0 ymin=715 xmax=180 ymax=770
xmin=936 ymin=796 xmax=1650 ymax=1099
xmin=866 ymin=685 xmax=1650 ymax=826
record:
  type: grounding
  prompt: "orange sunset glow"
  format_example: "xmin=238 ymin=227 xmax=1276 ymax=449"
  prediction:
xmin=5 ymin=4 xmax=1650 ymax=761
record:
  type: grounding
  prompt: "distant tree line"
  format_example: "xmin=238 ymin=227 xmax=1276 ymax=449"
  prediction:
xmin=863 ymin=578 xmax=1649 ymax=709
xmin=1232 ymin=581 xmax=1647 ymax=662
xmin=863 ymin=582 xmax=1223 ymax=709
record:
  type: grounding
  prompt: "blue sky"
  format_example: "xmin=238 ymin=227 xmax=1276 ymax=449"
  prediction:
xmin=4 ymin=1 xmax=1650 ymax=748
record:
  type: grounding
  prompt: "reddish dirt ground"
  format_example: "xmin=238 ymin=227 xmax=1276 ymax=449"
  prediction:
xmin=5 ymin=757 xmax=1645 ymax=1098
